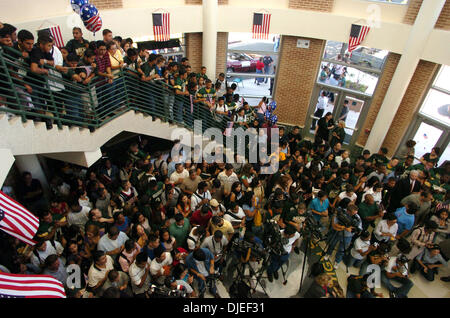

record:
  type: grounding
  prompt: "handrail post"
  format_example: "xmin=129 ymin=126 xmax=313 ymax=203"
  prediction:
xmin=45 ymin=75 xmax=63 ymax=130
xmin=0 ymin=48 xmax=26 ymax=123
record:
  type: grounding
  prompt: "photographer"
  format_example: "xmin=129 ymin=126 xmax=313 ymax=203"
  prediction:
xmin=381 ymin=254 xmax=414 ymax=298
xmin=266 ymin=225 xmax=300 ymax=283
xmin=325 ymin=204 xmax=362 ymax=269
xmin=201 ymin=230 xmax=228 ymax=277
xmin=186 ymin=248 xmax=220 ymax=298
xmin=411 ymin=244 xmax=448 ymax=282
xmin=345 ymin=230 xmax=376 ymax=268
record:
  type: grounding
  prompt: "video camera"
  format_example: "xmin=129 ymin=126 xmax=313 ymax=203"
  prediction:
xmin=148 ymin=284 xmax=187 ymax=298
xmin=302 ymin=210 xmax=323 ymax=241
xmin=231 ymin=239 xmax=267 ymax=260
xmin=336 ymin=208 xmax=360 ymax=233
xmin=264 ymin=220 xmax=289 ymax=256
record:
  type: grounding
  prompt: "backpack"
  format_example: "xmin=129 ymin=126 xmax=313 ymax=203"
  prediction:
xmin=114 ymin=252 xmax=129 ymax=271
xmin=154 ymin=160 xmax=167 ymax=182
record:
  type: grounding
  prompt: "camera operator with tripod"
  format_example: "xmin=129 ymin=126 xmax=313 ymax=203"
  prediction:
xmin=266 ymin=225 xmax=300 ymax=283
xmin=324 ymin=204 xmax=362 ymax=269
xmin=186 ymin=248 xmax=221 ymax=298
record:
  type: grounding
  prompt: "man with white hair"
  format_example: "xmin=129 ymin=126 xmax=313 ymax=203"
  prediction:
xmin=389 ymin=170 xmax=421 ymax=213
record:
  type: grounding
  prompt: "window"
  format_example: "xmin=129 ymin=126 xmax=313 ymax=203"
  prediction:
xmin=226 ymin=32 xmax=280 ymax=103
xmin=419 ymin=65 xmax=450 ymax=126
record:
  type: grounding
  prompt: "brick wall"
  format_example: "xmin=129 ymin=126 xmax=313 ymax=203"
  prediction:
xmin=274 ymin=36 xmax=325 ymax=126
xmin=403 ymin=0 xmax=450 ymax=29
xmin=289 ymin=0 xmax=334 ymax=12
xmin=381 ymin=60 xmax=439 ymax=156
xmin=185 ymin=0 xmax=229 ymax=4
xmin=90 ymin=0 xmax=123 ymax=10
xmin=216 ymin=32 xmax=228 ymax=78
xmin=403 ymin=0 xmax=423 ymax=24
xmin=357 ymin=53 xmax=401 ymax=147
xmin=185 ymin=33 xmax=203 ymax=73
xmin=436 ymin=0 xmax=450 ymax=30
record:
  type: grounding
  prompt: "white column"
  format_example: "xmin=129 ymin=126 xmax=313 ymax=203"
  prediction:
xmin=0 ymin=149 xmax=15 ymax=188
xmin=364 ymin=0 xmax=446 ymax=153
xmin=203 ymin=0 xmax=218 ymax=80
xmin=14 ymin=154 xmax=50 ymax=197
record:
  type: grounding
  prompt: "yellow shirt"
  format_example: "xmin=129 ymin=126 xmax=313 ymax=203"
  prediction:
xmin=109 ymin=50 xmax=124 ymax=77
xmin=210 ymin=219 xmax=234 ymax=238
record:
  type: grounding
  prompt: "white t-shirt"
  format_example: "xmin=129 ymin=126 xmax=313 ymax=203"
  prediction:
xmin=150 ymin=252 xmax=173 ymax=276
xmin=338 ymin=191 xmax=357 ymax=203
xmin=316 ymin=95 xmax=328 ymax=110
xmin=374 ymin=220 xmax=398 ymax=242
xmin=87 ymin=255 xmax=114 ymax=288
xmin=187 ymin=227 xmax=202 ymax=251
xmin=350 ymin=237 xmax=371 ymax=260
xmin=215 ymin=103 xmax=228 ymax=114
xmin=201 ymin=236 xmax=228 ymax=256
xmin=190 ymin=190 xmax=212 ymax=211
xmin=67 ymin=206 xmax=91 ymax=231
xmin=224 ymin=207 xmax=246 ymax=227
xmin=362 ymin=189 xmax=382 ymax=204
xmin=97 ymin=232 xmax=129 ymax=254
xmin=386 ymin=257 xmax=408 ymax=276
xmin=30 ymin=241 xmax=64 ymax=268
xmin=129 ymin=258 xmax=151 ymax=294
xmin=280 ymin=230 xmax=301 ymax=254
xmin=195 ymin=260 xmax=209 ymax=277
xmin=170 ymin=169 xmax=189 ymax=184
xmin=176 ymin=279 xmax=193 ymax=294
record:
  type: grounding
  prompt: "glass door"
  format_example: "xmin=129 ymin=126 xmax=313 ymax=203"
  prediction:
xmin=411 ymin=121 xmax=444 ymax=162
xmin=305 ymin=87 xmax=339 ymax=137
xmin=333 ymin=94 xmax=367 ymax=145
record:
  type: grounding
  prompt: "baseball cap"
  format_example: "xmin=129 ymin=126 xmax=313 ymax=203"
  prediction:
xmin=210 ymin=199 xmax=219 ymax=208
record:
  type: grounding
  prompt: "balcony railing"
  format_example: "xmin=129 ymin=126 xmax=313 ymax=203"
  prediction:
xmin=0 ymin=46 xmax=226 ymax=134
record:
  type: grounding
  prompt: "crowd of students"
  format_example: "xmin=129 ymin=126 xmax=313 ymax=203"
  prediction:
xmin=0 ymin=22 xmax=449 ymax=299
xmin=0 ymin=24 xmax=273 ymax=133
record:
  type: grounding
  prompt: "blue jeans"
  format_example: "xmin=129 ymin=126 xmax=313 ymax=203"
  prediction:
xmin=264 ymin=65 xmax=271 ymax=82
xmin=196 ymin=275 xmax=217 ymax=296
xmin=381 ymin=271 xmax=413 ymax=297
xmin=267 ymin=253 xmax=290 ymax=275
xmin=255 ymin=69 xmax=263 ymax=83
xmin=326 ymin=230 xmax=353 ymax=264
xmin=344 ymin=254 xmax=364 ymax=268
xmin=65 ymin=91 xmax=82 ymax=122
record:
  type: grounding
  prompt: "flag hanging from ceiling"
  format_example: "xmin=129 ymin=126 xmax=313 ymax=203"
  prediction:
xmin=0 ymin=191 xmax=39 ymax=246
xmin=0 ymin=272 xmax=66 ymax=298
xmin=153 ymin=13 xmax=170 ymax=42
xmin=348 ymin=24 xmax=371 ymax=53
xmin=252 ymin=13 xmax=271 ymax=40
xmin=39 ymin=26 xmax=65 ymax=48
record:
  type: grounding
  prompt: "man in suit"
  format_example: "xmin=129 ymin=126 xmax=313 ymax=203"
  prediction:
xmin=388 ymin=170 xmax=421 ymax=213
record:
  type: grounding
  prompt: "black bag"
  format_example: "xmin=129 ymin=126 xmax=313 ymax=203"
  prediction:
xmin=229 ymin=280 xmax=251 ymax=298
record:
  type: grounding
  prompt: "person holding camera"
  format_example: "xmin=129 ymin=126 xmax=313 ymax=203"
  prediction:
xmin=201 ymin=230 xmax=228 ymax=277
xmin=411 ymin=244 xmax=448 ymax=282
xmin=325 ymin=204 xmax=362 ymax=269
xmin=266 ymin=225 xmax=300 ymax=283
xmin=186 ymin=248 xmax=220 ymax=298
xmin=381 ymin=254 xmax=414 ymax=298
xmin=345 ymin=230 xmax=377 ymax=268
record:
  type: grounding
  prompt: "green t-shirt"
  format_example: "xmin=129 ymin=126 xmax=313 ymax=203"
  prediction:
xmin=169 ymin=218 xmax=191 ymax=248
xmin=141 ymin=62 xmax=156 ymax=77
xmin=197 ymin=87 xmax=217 ymax=101
xmin=123 ymin=56 xmax=140 ymax=73
xmin=196 ymin=73 xmax=209 ymax=81
xmin=358 ymin=202 xmax=378 ymax=220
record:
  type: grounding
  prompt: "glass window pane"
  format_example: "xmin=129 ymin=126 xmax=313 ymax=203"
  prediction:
xmin=228 ymin=33 xmax=280 ymax=53
xmin=434 ymin=65 xmax=450 ymax=92
xmin=419 ymin=89 xmax=450 ymax=126
xmin=226 ymin=75 xmax=274 ymax=99
xmin=438 ymin=143 xmax=450 ymax=167
xmin=227 ymin=53 xmax=277 ymax=76
xmin=323 ymin=41 xmax=388 ymax=71
xmin=412 ymin=122 xmax=443 ymax=161
xmin=317 ymin=62 xmax=379 ymax=95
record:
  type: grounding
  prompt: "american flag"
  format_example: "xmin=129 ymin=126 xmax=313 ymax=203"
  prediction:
xmin=153 ymin=13 xmax=170 ymax=42
xmin=39 ymin=26 xmax=64 ymax=48
xmin=252 ymin=13 xmax=271 ymax=40
xmin=0 ymin=273 xmax=66 ymax=298
xmin=348 ymin=24 xmax=370 ymax=53
xmin=0 ymin=191 xmax=39 ymax=246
